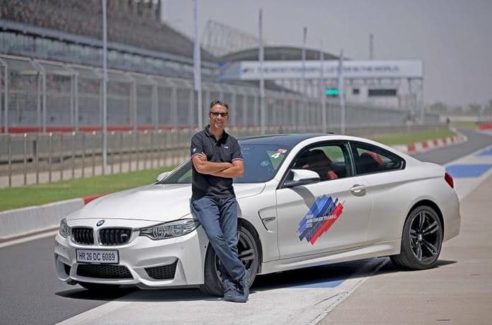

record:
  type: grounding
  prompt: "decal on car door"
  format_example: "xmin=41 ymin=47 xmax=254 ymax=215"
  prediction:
xmin=298 ymin=195 xmax=344 ymax=245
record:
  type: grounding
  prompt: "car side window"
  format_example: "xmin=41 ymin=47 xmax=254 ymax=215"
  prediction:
xmin=291 ymin=144 xmax=349 ymax=181
xmin=351 ymin=142 xmax=405 ymax=175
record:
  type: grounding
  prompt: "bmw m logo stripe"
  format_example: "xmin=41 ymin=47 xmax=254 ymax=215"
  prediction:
xmin=298 ymin=195 xmax=344 ymax=245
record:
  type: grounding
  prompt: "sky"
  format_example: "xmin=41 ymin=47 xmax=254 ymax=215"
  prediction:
xmin=163 ymin=0 xmax=492 ymax=108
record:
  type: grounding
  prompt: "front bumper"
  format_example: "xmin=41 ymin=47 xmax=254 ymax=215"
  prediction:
xmin=54 ymin=225 xmax=208 ymax=288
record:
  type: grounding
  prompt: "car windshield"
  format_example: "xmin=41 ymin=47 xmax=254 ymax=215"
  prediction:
xmin=161 ymin=143 xmax=290 ymax=184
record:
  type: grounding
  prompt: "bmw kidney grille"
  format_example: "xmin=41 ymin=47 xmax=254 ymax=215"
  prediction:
xmin=71 ymin=227 xmax=132 ymax=245
xmin=99 ymin=228 xmax=132 ymax=245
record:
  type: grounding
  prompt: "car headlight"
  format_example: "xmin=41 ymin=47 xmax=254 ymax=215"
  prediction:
xmin=59 ymin=218 xmax=71 ymax=238
xmin=140 ymin=218 xmax=199 ymax=240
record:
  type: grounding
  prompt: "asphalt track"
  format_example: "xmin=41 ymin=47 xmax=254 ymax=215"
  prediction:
xmin=320 ymin=134 xmax=492 ymax=324
xmin=0 ymin=129 xmax=491 ymax=325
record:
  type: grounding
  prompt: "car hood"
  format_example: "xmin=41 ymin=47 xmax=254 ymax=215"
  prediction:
xmin=70 ymin=183 xmax=266 ymax=222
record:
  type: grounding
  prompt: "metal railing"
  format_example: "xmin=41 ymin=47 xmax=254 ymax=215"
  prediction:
xmin=0 ymin=129 xmax=191 ymax=187
xmin=0 ymin=124 xmax=446 ymax=188
xmin=0 ymin=54 xmax=437 ymax=134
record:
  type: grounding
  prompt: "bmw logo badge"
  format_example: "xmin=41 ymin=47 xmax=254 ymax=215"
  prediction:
xmin=96 ymin=220 xmax=105 ymax=227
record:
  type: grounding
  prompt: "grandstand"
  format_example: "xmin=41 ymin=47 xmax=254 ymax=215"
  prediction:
xmin=0 ymin=0 xmax=216 ymax=75
xmin=0 ymin=0 xmax=216 ymax=61
xmin=0 ymin=0 xmax=438 ymax=134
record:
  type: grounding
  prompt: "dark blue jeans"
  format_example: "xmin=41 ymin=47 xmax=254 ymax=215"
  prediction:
xmin=190 ymin=196 xmax=246 ymax=286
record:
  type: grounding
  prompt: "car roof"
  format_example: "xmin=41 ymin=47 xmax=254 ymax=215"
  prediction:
xmin=239 ymin=133 xmax=328 ymax=148
xmin=238 ymin=133 xmax=415 ymax=161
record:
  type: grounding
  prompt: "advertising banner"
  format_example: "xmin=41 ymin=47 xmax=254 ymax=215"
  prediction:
xmin=220 ymin=60 xmax=423 ymax=80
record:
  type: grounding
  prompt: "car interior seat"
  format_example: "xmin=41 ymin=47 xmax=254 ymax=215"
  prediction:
xmin=296 ymin=149 xmax=338 ymax=180
xmin=358 ymin=151 xmax=383 ymax=174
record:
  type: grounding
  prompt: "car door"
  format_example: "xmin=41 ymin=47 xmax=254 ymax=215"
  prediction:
xmin=349 ymin=141 xmax=407 ymax=244
xmin=275 ymin=141 xmax=373 ymax=259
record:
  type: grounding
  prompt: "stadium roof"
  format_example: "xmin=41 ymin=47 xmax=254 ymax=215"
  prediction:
xmin=219 ymin=46 xmax=339 ymax=62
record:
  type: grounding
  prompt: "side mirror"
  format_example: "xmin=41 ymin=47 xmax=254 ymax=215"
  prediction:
xmin=283 ymin=169 xmax=320 ymax=188
xmin=156 ymin=171 xmax=171 ymax=183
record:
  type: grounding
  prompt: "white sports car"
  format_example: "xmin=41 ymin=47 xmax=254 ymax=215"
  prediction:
xmin=54 ymin=134 xmax=460 ymax=296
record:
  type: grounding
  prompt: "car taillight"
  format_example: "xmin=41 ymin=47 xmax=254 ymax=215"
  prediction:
xmin=444 ymin=172 xmax=454 ymax=188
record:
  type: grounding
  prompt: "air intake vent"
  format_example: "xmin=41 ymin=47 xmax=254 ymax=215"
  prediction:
xmin=63 ymin=264 xmax=71 ymax=275
xmin=145 ymin=261 xmax=178 ymax=280
xmin=77 ymin=264 xmax=132 ymax=279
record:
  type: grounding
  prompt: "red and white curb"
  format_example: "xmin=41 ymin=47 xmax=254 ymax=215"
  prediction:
xmin=83 ymin=194 xmax=105 ymax=205
xmin=392 ymin=134 xmax=467 ymax=155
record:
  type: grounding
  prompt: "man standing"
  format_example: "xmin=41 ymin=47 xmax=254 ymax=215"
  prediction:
xmin=190 ymin=100 xmax=250 ymax=303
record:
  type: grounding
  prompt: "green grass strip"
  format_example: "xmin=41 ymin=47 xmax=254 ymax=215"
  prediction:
xmin=371 ymin=128 xmax=455 ymax=145
xmin=0 ymin=167 xmax=172 ymax=212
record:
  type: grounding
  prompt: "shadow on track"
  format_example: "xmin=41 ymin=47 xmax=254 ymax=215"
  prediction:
xmin=55 ymin=258 xmax=457 ymax=302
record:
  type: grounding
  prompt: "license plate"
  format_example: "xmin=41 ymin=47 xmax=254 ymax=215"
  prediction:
xmin=76 ymin=249 xmax=119 ymax=264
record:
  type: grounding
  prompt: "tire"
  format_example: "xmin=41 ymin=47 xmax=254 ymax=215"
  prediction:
xmin=200 ymin=223 xmax=260 ymax=296
xmin=391 ymin=205 xmax=443 ymax=270
xmin=78 ymin=282 xmax=120 ymax=292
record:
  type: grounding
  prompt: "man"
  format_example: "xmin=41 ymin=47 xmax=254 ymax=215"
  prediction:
xmin=190 ymin=100 xmax=250 ymax=303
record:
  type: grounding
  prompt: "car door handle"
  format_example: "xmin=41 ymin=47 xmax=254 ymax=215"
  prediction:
xmin=350 ymin=184 xmax=366 ymax=196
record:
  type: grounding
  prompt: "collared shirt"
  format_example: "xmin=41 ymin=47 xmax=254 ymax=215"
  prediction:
xmin=190 ymin=125 xmax=243 ymax=200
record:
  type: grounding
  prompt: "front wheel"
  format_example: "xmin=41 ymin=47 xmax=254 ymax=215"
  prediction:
xmin=200 ymin=224 xmax=260 ymax=296
xmin=391 ymin=205 xmax=443 ymax=270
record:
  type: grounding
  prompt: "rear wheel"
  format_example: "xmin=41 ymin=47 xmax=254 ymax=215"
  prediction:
xmin=200 ymin=224 xmax=260 ymax=296
xmin=391 ymin=205 xmax=443 ymax=270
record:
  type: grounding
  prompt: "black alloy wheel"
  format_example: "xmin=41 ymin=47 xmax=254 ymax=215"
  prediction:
xmin=391 ymin=205 xmax=443 ymax=270
xmin=200 ymin=224 xmax=259 ymax=296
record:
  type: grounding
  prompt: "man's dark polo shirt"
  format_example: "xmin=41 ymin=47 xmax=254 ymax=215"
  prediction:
xmin=190 ymin=126 xmax=243 ymax=200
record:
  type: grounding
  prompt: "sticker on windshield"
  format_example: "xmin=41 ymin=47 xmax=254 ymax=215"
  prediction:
xmin=297 ymin=195 xmax=344 ymax=245
xmin=271 ymin=148 xmax=287 ymax=159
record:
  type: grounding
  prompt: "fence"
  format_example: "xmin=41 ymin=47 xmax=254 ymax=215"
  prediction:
xmin=0 ymin=54 xmax=434 ymax=134
xmin=0 ymin=126 xmax=288 ymax=187
xmin=0 ymin=129 xmax=190 ymax=187
xmin=0 ymin=123 xmax=447 ymax=188
xmin=0 ymin=54 xmax=443 ymax=187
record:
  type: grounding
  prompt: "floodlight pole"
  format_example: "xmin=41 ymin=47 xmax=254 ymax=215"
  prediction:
xmin=338 ymin=50 xmax=345 ymax=134
xmin=369 ymin=33 xmax=374 ymax=60
xmin=259 ymin=9 xmax=265 ymax=134
xmin=320 ymin=41 xmax=326 ymax=133
xmin=301 ymin=27 xmax=307 ymax=131
xmin=101 ymin=0 xmax=108 ymax=174
xmin=0 ymin=58 xmax=8 ymax=134
xmin=193 ymin=0 xmax=203 ymax=130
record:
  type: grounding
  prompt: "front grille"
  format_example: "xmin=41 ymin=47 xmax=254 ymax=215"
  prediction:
xmin=145 ymin=261 xmax=178 ymax=280
xmin=99 ymin=228 xmax=132 ymax=245
xmin=72 ymin=227 xmax=94 ymax=245
xmin=77 ymin=264 xmax=132 ymax=279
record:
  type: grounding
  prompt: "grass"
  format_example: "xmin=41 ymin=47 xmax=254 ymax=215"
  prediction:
xmin=0 ymin=167 xmax=172 ymax=212
xmin=0 ymin=128 xmax=458 ymax=211
xmin=451 ymin=121 xmax=479 ymax=129
xmin=371 ymin=128 xmax=455 ymax=145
